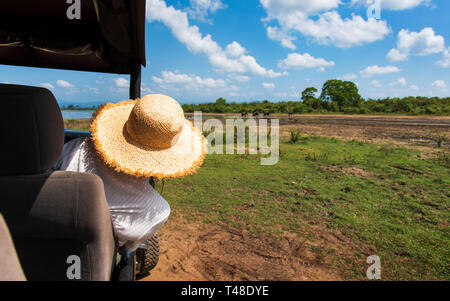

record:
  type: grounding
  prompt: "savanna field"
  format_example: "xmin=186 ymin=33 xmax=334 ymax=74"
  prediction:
xmin=64 ymin=115 xmax=449 ymax=280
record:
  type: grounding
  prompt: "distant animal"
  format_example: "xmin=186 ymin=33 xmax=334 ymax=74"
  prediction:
xmin=241 ymin=111 xmax=248 ymax=117
xmin=252 ymin=111 xmax=259 ymax=117
xmin=263 ymin=112 xmax=270 ymax=117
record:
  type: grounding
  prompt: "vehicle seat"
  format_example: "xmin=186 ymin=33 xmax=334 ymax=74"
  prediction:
xmin=0 ymin=84 xmax=115 ymax=281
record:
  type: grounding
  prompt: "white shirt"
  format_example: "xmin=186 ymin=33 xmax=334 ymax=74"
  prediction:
xmin=54 ymin=137 xmax=170 ymax=251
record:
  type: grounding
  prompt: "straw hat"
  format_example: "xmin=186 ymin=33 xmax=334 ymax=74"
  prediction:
xmin=90 ymin=94 xmax=207 ymax=179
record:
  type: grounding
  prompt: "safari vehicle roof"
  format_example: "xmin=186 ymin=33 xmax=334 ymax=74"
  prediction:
xmin=0 ymin=0 xmax=146 ymax=75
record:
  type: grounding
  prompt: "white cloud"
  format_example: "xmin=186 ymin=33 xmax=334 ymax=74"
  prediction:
xmin=152 ymin=71 xmax=226 ymax=90
xmin=293 ymin=12 xmax=390 ymax=49
xmin=431 ymin=80 xmax=448 ymax=94
xmin=147 ymin=0 xmax=286 ymax=78
xmin=260 ymin=0 xmax=390 ymax=49
xmin=115 ymin=77 xmax=129 ymax=88
xmin=437 ymin=47 xmax=450 ymax=68
xmin=342 ymin=73 xmax=357 ymax=81
xmin=187 ymin=0 xmax=226 ymax=21
xmin=261 ymin=0 xmax=340 ymax=17
xmin=266 ymin=26 xmax=297 ymax=50
xmin=278 ymin=53 xmax=335 ymax=70
xmin=141 ymin=83 xmax=153 ymax=94
xmin=431 ymin=80 xmax=447 ymax=89
xmin=386 ymin=49 xmax=409 ymax=62
xmin=389 ymin=77 xmax=407 ymax=86
xmin=351 ymin=0 xmax=431 ymax=11
xmin=262 ymin=82 xmax=275 ymax=89
xmin=56 ymin=80 xmax=74 ymax=88
xmin=275 ymin=91 xmax=298 ymax=98
xmin=387 ymin=28 xmax=445 ymax=62
xmin=89 ymin=87 xmax=100 ymax=94
xmin=398 ymin=77 xmax=407 ymax=86
xmin=228 ymin=74 xmax=251 ymax=83
xmin=360 ymin=65 xmax=400 ymax=78
xmin=225 ymin=41 xmax=246 ymax=58
xmin=40 ymin=83 xmax=55 ymax=90
xmin=57 ymin=80 xmax=78 ymax=95
xmin=369 ymin=80 xmax=382 ymax=87
xmin=410 ymin=85 xmax=419 ymax=91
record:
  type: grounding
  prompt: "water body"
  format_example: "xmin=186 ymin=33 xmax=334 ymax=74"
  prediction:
xmin=62 ymin=110 xmax=95 ymax=119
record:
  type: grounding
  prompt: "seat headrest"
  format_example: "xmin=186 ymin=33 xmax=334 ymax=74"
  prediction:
xmin=0 ymin=84 xmax=64 ymax=176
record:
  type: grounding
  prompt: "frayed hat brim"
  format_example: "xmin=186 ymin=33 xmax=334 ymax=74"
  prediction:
xmin=90 ymin=100 xmax=207 ymax=179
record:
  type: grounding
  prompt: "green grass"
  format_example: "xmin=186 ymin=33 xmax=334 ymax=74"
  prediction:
xmin=288 ymin=129 xmax=302 ymax=143
xmin=64 ymin=119 xmax=91 ymax=131
xmin=155 ymin=136 xmax=449 ymax=280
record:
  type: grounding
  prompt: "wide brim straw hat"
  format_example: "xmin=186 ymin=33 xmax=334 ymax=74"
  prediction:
xmin=90 ymin=94 xmax=207 ymax=179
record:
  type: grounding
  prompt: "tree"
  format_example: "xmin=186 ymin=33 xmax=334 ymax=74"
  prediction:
xmin=301 ymin=87 xmax=322 ymax=110
xmin=320 ymin=80 xmax=362 ymax=110
xmin=301 ymin=87 xmax=318 ymax=102
xmin=215 ymin=97 xmax=227 ymax=105
xmin=214 ymin=97 xmax=227 ymax=113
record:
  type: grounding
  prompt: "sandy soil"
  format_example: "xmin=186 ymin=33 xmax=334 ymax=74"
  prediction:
xmin=141 ymin=213 xmax=370 ymax=281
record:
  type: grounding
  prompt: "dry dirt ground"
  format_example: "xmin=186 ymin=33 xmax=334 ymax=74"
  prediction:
xmin=278 ymin=115 xmax=450 ymax=157
xmin=141 ymin=214 xmax=364 ymax=281
xmin=191 ymin=114 xmax=450 ymax=153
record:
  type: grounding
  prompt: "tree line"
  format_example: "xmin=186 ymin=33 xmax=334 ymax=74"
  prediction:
xmin=60 ymin=104 xmax=99 ymax=111
xmin=182 ymin=79 xmax=450 ymax=115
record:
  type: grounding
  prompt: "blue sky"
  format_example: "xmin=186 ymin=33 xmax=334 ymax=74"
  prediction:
xmin=1 ymin=0 xmax=449 ymax=105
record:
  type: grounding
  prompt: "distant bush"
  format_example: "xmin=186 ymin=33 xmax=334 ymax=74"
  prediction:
xmin=289 ymin=130 xmax=301 ymax=143
xmin=182 ymin=80 xmax=450 ymax=116
xmin=183 ymin=96 xmax=450 ymax=116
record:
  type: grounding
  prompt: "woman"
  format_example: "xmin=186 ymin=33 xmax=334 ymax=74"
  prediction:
xmin=55 ymin=94 xmax=207 ymax=251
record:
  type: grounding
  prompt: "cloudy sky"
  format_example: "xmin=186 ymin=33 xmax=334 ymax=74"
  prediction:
xmin=1 ymin=0 xmax=449 ymax=104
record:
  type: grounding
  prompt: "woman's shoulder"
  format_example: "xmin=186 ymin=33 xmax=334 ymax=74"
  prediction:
xmin=63 ymin=137 xmax=88 ymax=157
xmin=54 ymin=137 xmax=87 ymax=171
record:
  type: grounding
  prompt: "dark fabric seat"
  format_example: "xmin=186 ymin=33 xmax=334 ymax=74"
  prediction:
xmin=0 ymin=84 xmax=115 ymax=280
